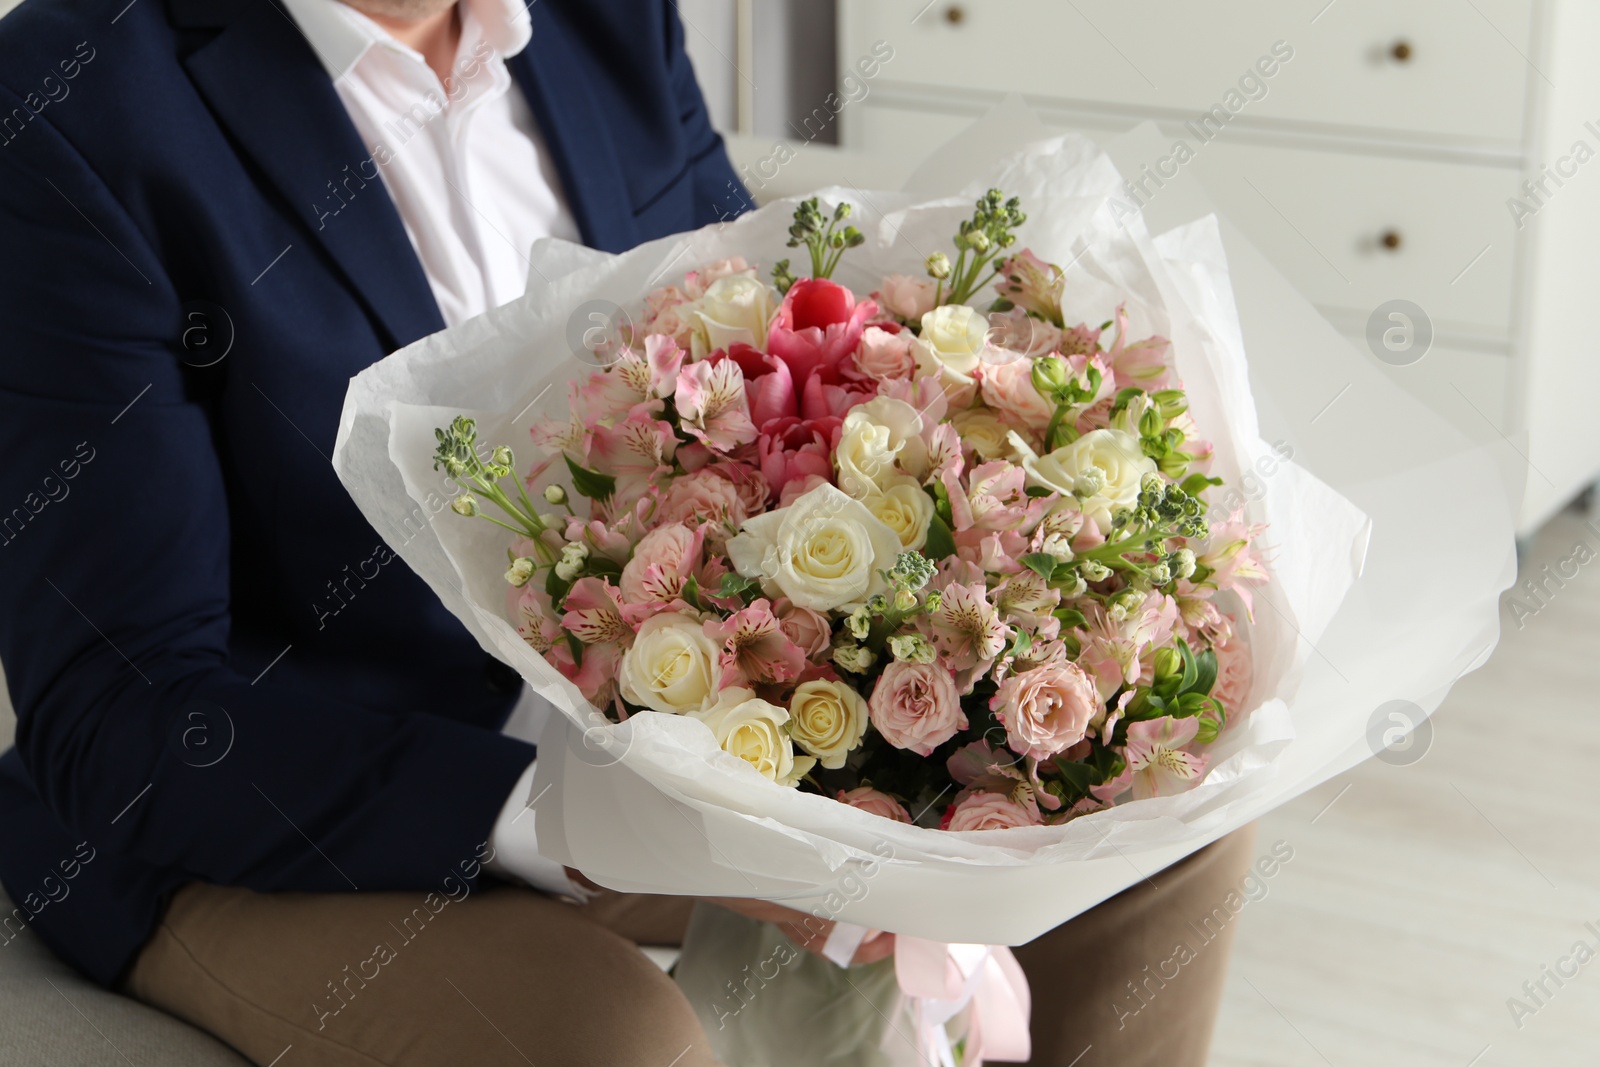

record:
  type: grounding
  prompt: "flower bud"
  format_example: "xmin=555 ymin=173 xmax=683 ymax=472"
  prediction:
xmin=504 ymin=556 xmax=537 ymax=587
xmin=925 ymin=251 xmax=952 ymax=280
xmin=543 ymin=484 xmax=568 ymax=506
xmin=451 ymin=494 xmax=479 ymax=517
xmin=1080 ymin=559 xmax=1111 ymax=582
xmin=1153 ymin=646 xmax=1183 ymax=683
xmin=554 ymin=541 xmax=588 ymax=580
xmin=1172 ymin=548 xmax=1197 ymax=580
xmin=846 ymin=606 xmax=872 ymax=640
xmin=1030 ymin=355 xmax=1070 ymax=397
xmin=832 ymin=643 xmax=876 ymax=674
xmin=887 ymin=633 xmax=936 ymax=664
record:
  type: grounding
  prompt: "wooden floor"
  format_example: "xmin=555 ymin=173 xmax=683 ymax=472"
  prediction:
xmin=1209 ymin=508 xmax=1600 ymax=1066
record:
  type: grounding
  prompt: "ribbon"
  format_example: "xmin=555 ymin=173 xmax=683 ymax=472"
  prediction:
xmin=892 ymin=935 xmax=1032 ymax=1067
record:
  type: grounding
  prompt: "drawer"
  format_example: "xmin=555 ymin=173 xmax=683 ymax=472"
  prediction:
xmin=843 ymin=0 xmax=1533 ymax=146
xmin=852 ymin=103 xmax=1520 ymax=334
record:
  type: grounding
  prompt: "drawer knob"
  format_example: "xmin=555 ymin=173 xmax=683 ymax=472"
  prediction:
xmin=1380 ymin=229 xmax=1403 ymax=251
xmin=1391 ymin=40 xmax=1413 ymax=62
xmin=944 ymin=4 xmax=965 ymax=25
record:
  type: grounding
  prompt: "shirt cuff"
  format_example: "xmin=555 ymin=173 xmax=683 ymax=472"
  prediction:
xmin=485 ymin=759 xmax=591 ymax=899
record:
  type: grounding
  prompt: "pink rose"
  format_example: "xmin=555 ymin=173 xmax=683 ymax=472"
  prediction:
xmin=777 ymin=473 xmax=830 ymax=507
xmin=868 ymin=661 xmax=967 ymax=757
xmin=757 ymin=416 xmax=840 ymax=502
xmin=986 ymin=307 xmax=1063 ymax=360
xmin=772 ymin=597 xmax=833 ymax=660
xmin=874 ymin=274 xmax=936 ymax=322
xmin=944 ymin=791 xmax=1042 ymax=832
xmin=979 ymin=356 xmax=1056 ymax=433
xmin=989 ymin=661 xmax=1100 ymax=762
xmin=656 ymin=470 xmax=746 ymax=529
xmin=705 ymin=461 xmax=770 ymax=518
xmin=837 ymin=786 xmax=913 ymax=823
xmin=619 ymin=523 xmax=702 ymax=605
xmin=1211 ymin=637 xmax=1253 ymax=717
xmin=846 ymin=325 xmax=916 ymax=381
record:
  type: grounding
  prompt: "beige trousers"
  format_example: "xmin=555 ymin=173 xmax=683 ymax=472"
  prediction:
xmin=124 ymin=826 xmax=1257 ymax=1067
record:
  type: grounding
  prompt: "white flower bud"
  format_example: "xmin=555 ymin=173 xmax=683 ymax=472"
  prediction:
xmin=543 ymin=485 xmax=568 ymax=506
xmin=504 ymin=556 xmax=537 ymax=587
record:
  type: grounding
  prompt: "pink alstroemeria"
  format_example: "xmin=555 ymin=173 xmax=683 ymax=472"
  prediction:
xmin=1106 ymin=304 xmax=1174 ymax=391
xmin=561 ymin=577 xmax=632 ymax=648
xmin=529 ymin=382 xmax=590 ymax=461
xmin=1079 ymin=592 xmax=1180 ymax=700
xmin=674 ymin=356 xmax=758 ymax=453
xmin=1199 ymin=511 xmax=1270 ymax=620
xmin=923 ymin=581 xmax=1010 ymax=689
xmin=924 ymin=422 xmax=964 ymax=485
xmin=702 ymin=599 xmax=806 ymax=689
xmin=1121 ymin=716 xmax=1209 ymax=800
xmin=577 ymin=335 xmax=684 ymax=422
xmin=511 ymin=582 xmax=565 ymax=654
xmin=587 ymin=407 xmax=678 ymax=508
xmin=993 ymin=249 xmax=1065 ymax=324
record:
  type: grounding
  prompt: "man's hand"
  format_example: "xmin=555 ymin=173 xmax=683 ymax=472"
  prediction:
xmin=703 ymin=897 xmax=895 ymax=966
xmin=564 ymin=868 xmax=893 ymax=965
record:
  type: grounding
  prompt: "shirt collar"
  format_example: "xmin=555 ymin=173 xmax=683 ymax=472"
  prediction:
xmin=280 ymin=0 xmax=532 ymax=83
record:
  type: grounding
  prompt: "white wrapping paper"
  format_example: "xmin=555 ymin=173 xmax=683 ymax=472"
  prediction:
xmin=333 ymin=114 xmax=1516 ymax=948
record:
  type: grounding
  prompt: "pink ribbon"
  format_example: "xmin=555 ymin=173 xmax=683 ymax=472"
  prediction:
xmin=893 ymin=936 xmax=1032 ymax=1066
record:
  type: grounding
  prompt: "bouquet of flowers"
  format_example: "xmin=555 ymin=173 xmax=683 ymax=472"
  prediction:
xmin=334 ymin=115 xmax=1512 ymax=1066
xmin=430 ymin=189 xmax=1269 ymax=832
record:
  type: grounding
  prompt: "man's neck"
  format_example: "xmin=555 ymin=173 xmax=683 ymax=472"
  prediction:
xmin=365 ymin=3 xmax=462 ymax=89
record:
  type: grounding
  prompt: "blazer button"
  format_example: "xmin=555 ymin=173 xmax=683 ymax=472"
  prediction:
xmin=483 ymin=657 xmax=522 ymax=694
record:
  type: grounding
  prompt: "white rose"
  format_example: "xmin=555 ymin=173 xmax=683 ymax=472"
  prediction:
xmin=694 ymin=687 xmax=816 ymax=786
xmin=837 ymin=397 xmax=928 ymax=495
xmin=913 ymin=304 xmax=990 ymax=385
xmin=693 ymin=271 xmax=776 ymax=357
xmin=949 ymin=408 xmax=1015 ymax=462
xmin=726 ymin=482 xmax=902 ymax=613
xmin=618 ymin=612 xmax=720 ymax=715
xmin=787 ymin=679 xmax=869 ymax=769
xmin=1024 ymin=428 xmax=1156 ymax=531
xmin=864 ymin=475 xmax=934 ymax=551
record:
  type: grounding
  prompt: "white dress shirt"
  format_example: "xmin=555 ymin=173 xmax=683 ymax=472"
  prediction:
xmin=282 ymin=0 xmax=582 ymax=895
xmin=281 ymin=0 xmax=581 ymax=328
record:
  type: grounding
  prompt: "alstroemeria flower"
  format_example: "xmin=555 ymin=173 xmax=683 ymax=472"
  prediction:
xmin=587 ymin=407 xmax=677 ymax=507
xmin=1199 ymin=511 xmax=1270 ymax=619
xmin=993 ymin=249 xmax=1065 ymax=324
xmin=1079 ymin=592 xmax=1180 ymax=700
xmin=675 ymin=356 xmax=758 ymax=452
xmin=579 ymin=334 xmax=685 ymax=421
xmin=702 ymin=599 xmax=806 ymax=689
xmin=1106 ymin=304 xmax=1174 ymax=391
xmin=923 ymin=581 xmax=1010 ymax=688
xmin=1122 ymin=716 xmax=1209 ymax=799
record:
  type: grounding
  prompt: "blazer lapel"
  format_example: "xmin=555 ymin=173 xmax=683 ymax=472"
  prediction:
xmin=510 ymin=5 xmax=639 ymax=254
xmin=181 ymin=0 xmax=446 ymax=349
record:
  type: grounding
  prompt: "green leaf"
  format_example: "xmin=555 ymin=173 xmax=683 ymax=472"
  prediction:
xmin=1188 ymin=647 xmax=1218 ymax=699
xmin=718 ymin=573 xmax=756 ymax=599
xmin=924 ymin=512 xmax=957 ymax=560
xmin=1020 ymin=553 xmax=1059 ymax=579
xmin=1178 ymin=640 xmax=1199 ymax=694
xmin=545 ymin=566 xmax=572 ymax=609
xmin=927 ymin=480 xmax=955 ymax=529
xmin=1051 ymin=758 xmax=1095 ymax=796
xmin=1025 ymin=485 xmax=1054 ymax=498
xmin=564 ymin=455 xmax=615 ymax=500
xmin=679 ymin=575 xmax=704 ymax=611
xmin=1052 ymin=607 xmax=1087 ymax=630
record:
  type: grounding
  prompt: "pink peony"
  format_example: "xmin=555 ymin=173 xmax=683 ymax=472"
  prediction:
xmin=989 ymin=661 xmax=1101 ymax=762
xmin=868 ymin=661 xmax=967 ymax=756
xmin=979 ymin=356 xmax=1056 ymax=433
xmin=846 ymin=325 xmax=916 ymax=381
xmin=944 ymin=791 xmax=1042 ymax=832
xmin=837 ymin=786 xmax=913 ymax=823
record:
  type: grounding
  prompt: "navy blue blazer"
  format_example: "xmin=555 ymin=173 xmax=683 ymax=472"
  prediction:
xmin=0 ymin=0 xmax=747 ymax=985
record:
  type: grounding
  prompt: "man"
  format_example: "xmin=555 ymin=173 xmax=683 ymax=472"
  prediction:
xmin=0 ymin=0 xmax=1254 ymax=1062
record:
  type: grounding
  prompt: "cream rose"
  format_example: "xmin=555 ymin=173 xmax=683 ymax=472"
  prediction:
xmin=1024 ymin=428 xmax=1156 ymax=531
xmin=692 ymin=271 xmax=776 ymax=356
xmin=694 ymin=686 xmax=815 ymax=786
xmin=913 ymin=304 xmax=990 ymax=385
xmin=836 ymin=397 xmax=928 ymax=496
xmin=787 ymin=679 xmax=869 ymax=769
xmin=618 ymin=612 xmax=720 ymax=715
xmin=949 ymin=409 xmax=1016 ymax=462
xmin=864 ymin=475 xmax=934 ymax=551
xmin=726 ymin=482 xmax=902 ymax=613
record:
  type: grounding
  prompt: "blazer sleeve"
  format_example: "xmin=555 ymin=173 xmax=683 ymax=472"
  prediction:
xmin=0 ymin=90 xmax=534 ymax=893
xmin=661 ymin=0 xmax=751 ymax=228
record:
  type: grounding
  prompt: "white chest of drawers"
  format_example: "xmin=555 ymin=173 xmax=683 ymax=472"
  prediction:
xmin=833 ymin=0 xmax=1600 ymax=533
